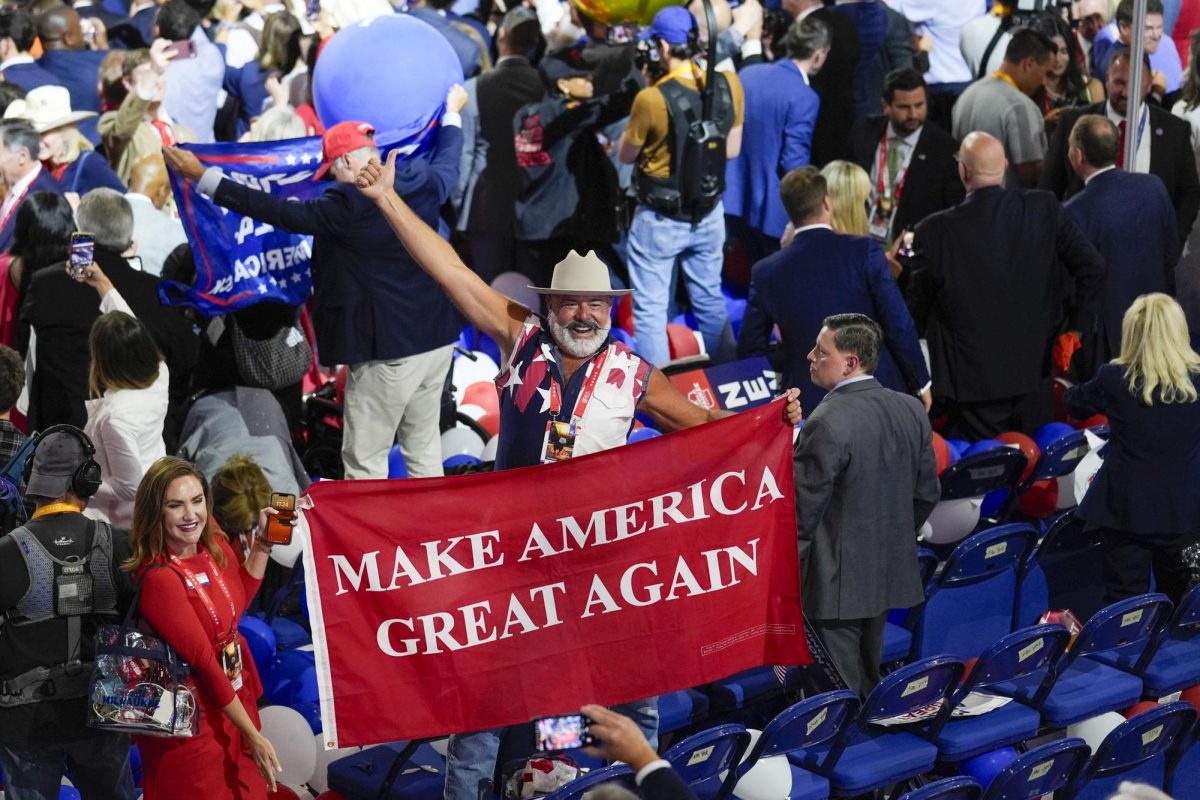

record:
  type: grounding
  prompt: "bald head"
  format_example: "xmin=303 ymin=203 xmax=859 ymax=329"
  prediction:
xmin=958 ymin=132 xmax=1007 ymax=191
xmin=1068 ymin=114 xmax=1120 ymax=179
xmin=37 ymin=5 xmax=82 ymax=51
xmin=129 ymin=154 xmax=171 ymax=209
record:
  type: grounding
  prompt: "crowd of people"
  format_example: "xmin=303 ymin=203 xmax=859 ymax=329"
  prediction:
xmin=0 ymin=0 xmax=1195 ymax=798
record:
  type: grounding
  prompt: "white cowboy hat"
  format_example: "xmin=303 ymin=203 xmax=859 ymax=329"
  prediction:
xmin=3 ymin=86 xmax=96 ymax=133
xmin=527 ymin=250 xmax=632 ymax=296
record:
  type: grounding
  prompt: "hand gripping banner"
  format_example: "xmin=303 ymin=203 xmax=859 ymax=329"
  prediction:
xmin=300 ymin=399 xmax=810 ymax=748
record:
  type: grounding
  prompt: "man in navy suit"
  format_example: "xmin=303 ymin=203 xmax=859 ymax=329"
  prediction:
xmin=738 ymin=165 xmax=930 ymax=413
xmin=0 ymin=8 xmax=62 ymax=93
xmin=1064 ymin=114 xmax=1179 ymax=372
xmin=36 ymin=7 xmax=108 ymax=115
xmin=163 ymin=89 xmax=466 ymax=481
xmin=0 ymin=120 xmax=61 ymax=253
xmin=725 ymin=15 xmax=828 ymax=262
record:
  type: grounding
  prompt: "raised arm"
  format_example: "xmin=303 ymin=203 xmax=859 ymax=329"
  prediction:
xmin=356 ymin=149 xmax=526 ymax=354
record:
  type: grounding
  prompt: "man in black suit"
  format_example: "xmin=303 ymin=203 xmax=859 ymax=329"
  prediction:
xmin=20 ymin=189 xmax=197 ymax=445
xmin=849 ymin=68 xmax=963 ymax=250
xmin=454 ymin=8 xmax=545 ymax=281
xmin=0 ymin=120 xmax=61 ymax=253
xmin=786 ymin=0 xmax=860 ymax=166
xmin=1041 ymin=49 xmax=1200 ymax=239
xmin=906 ymin=132 xmax=1105 ymax=439
xmin=794 ymin=313 xmax=939 ymax=697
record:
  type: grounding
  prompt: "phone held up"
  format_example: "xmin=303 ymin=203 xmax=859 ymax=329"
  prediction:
xmin=165 ymin=39 xmax=197 ymax=61
xmin=68 ymin=232 xmax=95 ymax=280
xmin=534 ymin=714 xmax=594 ymax=752
xmin=265 ymin=493 xmax=297 ymax=546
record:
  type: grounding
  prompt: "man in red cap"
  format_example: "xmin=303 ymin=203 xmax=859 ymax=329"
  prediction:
xmin=162 ymin=86 xmax=468 ymax=480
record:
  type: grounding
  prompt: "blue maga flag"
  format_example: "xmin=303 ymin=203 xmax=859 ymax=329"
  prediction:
xmin=161 ymin=135 xmax=326 ymax=317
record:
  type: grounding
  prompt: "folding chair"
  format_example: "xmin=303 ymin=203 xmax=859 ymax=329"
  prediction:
xmin=543 ymin=765 xmax=636 ymax=800
xmin=728 ymin=690 xmax=860 ymax=800
xmin=663 ymin=724 xmax=753 ymax=800
xmin=659 ymin=689 xmax=711 ymax=738
xmin=1026 ymin=428 xmax=1098 ymax=483
xmin=1090 ymin=582 xmax=1200 ymax=697
xmin=895 ymin=776 xmax=982 ymax=800
xmin=1012 ymin=510 xmax=1106 ymax=628
xmin=790 ymin=656 xmax=964 ymax=796
xmin=979 ymin=738 xmax=1091 ymax=800
xmin=882 ymin=548 xmax=939 ymax=666
xmin=911 ymin=525 xmax=1037 ymax=660
xmin=1166 ymin=715 xmax=1200 ymax=799
xmin=990 ymin=594 xmax=1173 ymax=727
xmin=927 ymin=624 xmax=1071 ymax=762
xmin=1069 ymin=701 xmax=1197 ymax=800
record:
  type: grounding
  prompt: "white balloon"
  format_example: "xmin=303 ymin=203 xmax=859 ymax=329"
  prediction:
xmin=924 ymin=497 xmax=982 ymax=545
xmin=309 ymin=733 xmax=363 ymax=793
xmin=428 ymin=737 xmax=449 ymax=756
xmin=441 ymin=427 xmax=485 ymax=460
xmin=259 ymin=705 xmax=319 ymax=786
xmin=457 ymin=403 xmax=488 ymax=421
xmin=1066 ymin=711 xmax=1124 ymax=751
xmin=481 ymin=435 xmax=498 ymax=462
xmin=730 ymin=729 xmax=794 ymax=800
xmin=270 ymin=519 xmax=308 ymax=568
xmin=452 ymin=353 xmax=500 ymax=404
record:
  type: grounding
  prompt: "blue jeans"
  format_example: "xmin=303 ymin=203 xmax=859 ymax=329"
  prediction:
xmin=627 ymin=204 xmax=733 ymax=366
xmin=443 ymin=698 xmax=659 ymax=800
xmin=0 ymin=731 xmax=135 ymax=800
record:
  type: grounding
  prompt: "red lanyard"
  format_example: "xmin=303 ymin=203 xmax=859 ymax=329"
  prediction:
xmin=547 ymin=348 xmax=610 ymax=422
xmin=876 ymin=128 xmax=909 ymax=203
xmin=169 ymin=551 xmax=237 ymax=642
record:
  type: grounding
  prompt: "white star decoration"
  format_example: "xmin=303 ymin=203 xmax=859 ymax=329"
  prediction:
xmin=285 ymin=154 xmax=297 ymax=166
xmin=536 ymin=386 xmax=552 ymax=413
xmin=500 ymin=363 xmax=523 ymax=392
xmin=291 ymin=273 xmax=304 ymax=284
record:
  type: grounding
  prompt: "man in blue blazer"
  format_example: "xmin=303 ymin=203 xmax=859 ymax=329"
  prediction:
xmin=163 ymin=90 xmax=466 ymax=481
xmin=725 ymin=16 xmax=828 ymax=261
xmin=1064 ymin=114 xmax=1179 ymax=372
xmin=738 ymin=165 xmax=930 ymax=414
xmin=0 ymin=8 xmax=62 ymax=93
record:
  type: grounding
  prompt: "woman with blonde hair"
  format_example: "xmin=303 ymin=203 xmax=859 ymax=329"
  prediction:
xmin=820 ymin=160 xmax=871 ymax=236
xmin=124 ymin=456 xmax=282 ymax=797
xmin=1065 ymin=293 xmax=1200 ymax=604
xmin=5 ymin=85 xmax=126 ymax=193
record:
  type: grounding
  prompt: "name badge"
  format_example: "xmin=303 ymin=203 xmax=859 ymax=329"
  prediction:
xmin=542 ymin=419 xmax=577 ymax=464
xmin=220 ymin=638 xmax=243 ymax=691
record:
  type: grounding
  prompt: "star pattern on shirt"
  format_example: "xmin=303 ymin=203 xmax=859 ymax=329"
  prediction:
xmin=500 ymin=363 xmax=523 ymax=393
xmin=536 ymin=386 xmax=552 ymax=413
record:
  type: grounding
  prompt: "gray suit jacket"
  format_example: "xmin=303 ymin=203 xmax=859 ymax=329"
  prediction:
xmin=794 ymin=377 xmax=939 ymax=620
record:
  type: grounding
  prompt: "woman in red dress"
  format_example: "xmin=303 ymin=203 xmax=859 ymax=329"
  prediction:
xmin=123 ymin=456 xmax=283 ymax=797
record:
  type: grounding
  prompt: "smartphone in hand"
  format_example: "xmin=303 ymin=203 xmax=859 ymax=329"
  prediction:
xmin=165 ymin=39 xmax=197 ymax=61
xmin=534 ymin=714 xmax=594 ymax=752
xmin=68 ymin=232 xmax=95 ymax=280
xmin=265 ymin=492 xmax=296 ymax=546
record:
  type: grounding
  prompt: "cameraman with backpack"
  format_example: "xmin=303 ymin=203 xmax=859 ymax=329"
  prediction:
xmin=617 ymin=5 xmax=744 ymax=367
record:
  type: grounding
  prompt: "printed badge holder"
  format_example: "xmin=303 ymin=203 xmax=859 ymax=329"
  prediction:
xmin=88 ymin=568 xmax=199 ymax=738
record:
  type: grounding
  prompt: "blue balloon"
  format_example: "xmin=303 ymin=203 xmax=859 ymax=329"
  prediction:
xmin=980 ymin=488 xmax=1009 ymax=517
xmin=270 ymin=616 xmax=311 ymax=650
xmin=444 ymin=453 xmax=482 ymax=468
xmin=475 ymin=332 xmax=501 ymax=365
xmin=60 ymin=789 xmax=81 ymax=800
xmin=609 ymin=327 xmax=633 ymax=346
xmin=263 ymin=648 xmax=317 ymax=706
xmin=238 ymin=615 xmax=276 ymax=672
xmin=946 ymin=439 xmax=971 ymax=459
xmin=313 ymin=15 xmax=463 ymax=149
xmin=388 ymin=444 xmax=408 ymax=479
xmin=670 ymin=311 xmax=699 ymax=331
xmin=962 ymin=439 xmax=1003 ymax=458
xmin=129 ymin=744 xmax=143 ymax=786
xmin=628 ymin=427 xmax=663 ymax=444
xmin=290 ymin=666 xmax=321 ymax=706
xmin=962 ymin=747 xmax=1018 ymax=788
xmin=1034 ymin=421 xmax=1076 ymax=452
xmin=295 ymin=701 xmax=323 ymax=734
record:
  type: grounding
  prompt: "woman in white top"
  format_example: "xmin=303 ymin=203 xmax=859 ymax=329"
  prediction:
xmin=79 ymin=261 xmax=168 ymax=527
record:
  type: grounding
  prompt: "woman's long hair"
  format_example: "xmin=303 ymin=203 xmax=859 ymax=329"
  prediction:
xmin=88 ymin=311 xmax=161 ymax=398
xmin=1033 ymin=13 xmax=1088 ymax=103
xmin=123 ymin=457 xmax=227 ymax=572
xmin=1181 ymin=30 xmax=1200 ymax=112
xmin=1113 ymin=293 xmax=1200 ymax=406
xmin=10 ymin=191 xmax=75 ymax=299
xmin=820 ymin=160 xmax=871 ymax=236
xmin=257 ymin=11 xmax=302 ymax=74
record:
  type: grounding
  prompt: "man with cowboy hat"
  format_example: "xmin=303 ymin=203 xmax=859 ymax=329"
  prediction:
xmin=355 ymin=148 xmax=802 ymax=800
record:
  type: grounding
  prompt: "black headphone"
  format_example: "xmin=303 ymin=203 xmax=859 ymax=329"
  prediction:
xmin=23 ymin=425 xmax=103 ymax=499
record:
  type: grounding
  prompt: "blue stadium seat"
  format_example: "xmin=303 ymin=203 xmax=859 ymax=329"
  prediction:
xmin=978 ymin=738 xmax=1091 ymax=800
xmin=728 ymin=691 xmax=860 ymax=800
xmin=911 ymin=525 xmax=1037 ymax=660
xmin=991 ymin=595 xmax=1172 ymax=727
xmin=664 ymin=724 xmax=753 ymax=800
xmin=1025 ymin=428 xmax=1099 ymax=482
xmin=895 ymin=776 xmax=981 ymax=800
xmin=790 ymin=656 xmax=964 ymax=795
xmin=327 ymin=741 xmax=446 ymax=800
xmin=881 ymin=549 xmax=941 ymax=666
xmin=543 ymin=764 xmax=635 ymax=800
xmin=938 ymin=448 xmax=1029 ymax=502
xmin=659 ymin=689 xmax=711 ymax=736
xmin=1090 ymin=582 xmax=1200 ymax=696
xmin=1012 ymin=510 xmax=1106 ymax=629
xmin=1166 ymin=717 xmax=1200 ymax=799
xmin=1071 ymin=702 xmax=1197 ymax=800
xmin=928 ymin=624 xmax=1070 ymax=762
xmin=705 ymin=667 xmax=787 ymax=713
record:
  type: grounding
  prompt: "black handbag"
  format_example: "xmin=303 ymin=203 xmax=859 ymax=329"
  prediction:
xmin=88 ymin=567 xmax=200 ymax=738
xmin=230 ymin=316 xmax=312 ymax=391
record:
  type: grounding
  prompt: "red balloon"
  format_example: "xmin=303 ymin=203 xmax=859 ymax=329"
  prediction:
xmin=335 ymin=364 xmax=348 ymax=408
xmin=615 ymin=295 xmax=635 ymax=335
xmin=267 ymin=788 xmax=300 ymax=800
xmin=462 ymin=381 xmax=500 ymax=415
xmin=1181 ymin=684 xmax=1200 ymax=713
xmin=316 ymin=793 xmax=347 ymax=800
xmin=962 ymin=657 xmax=978 ymax=684
xmin=1125 ymin=701 xmax=1160 ymax=719
xmin=996 ymin=431 xmax=1040 ymax=483
xmin=667 ymin=323 xmax=701 ymax=360
xmin=476 ymin=411 xmax=500 ymax=438
xmin=1017 ymin=479 xmax=1058 ymax=518
xmin=1080 ymin=414 xmax=1108 ymax=428
xmin=932 ymin=432 xmax=952 ymax=475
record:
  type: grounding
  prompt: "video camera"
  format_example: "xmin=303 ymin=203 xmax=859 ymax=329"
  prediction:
xmin=1008 ymin=0 xmax=1073 ymax=25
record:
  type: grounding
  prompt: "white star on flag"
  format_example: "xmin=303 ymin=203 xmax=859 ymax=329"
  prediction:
xmin=536 ymin=386 xmax=551 ymax=413
xmin=292 ymin=273 xmax=304 ymax=284
xmin=257 ymin=284 xmax=268 ymax=294
xmin=285 ymin=154 xmax=297 ymax=166
xmin=500 ymin=363 xmax=523 ymax=392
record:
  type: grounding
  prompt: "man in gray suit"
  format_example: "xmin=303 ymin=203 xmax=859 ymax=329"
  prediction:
xmin=793 ymin=313 xmax=940 ymax=697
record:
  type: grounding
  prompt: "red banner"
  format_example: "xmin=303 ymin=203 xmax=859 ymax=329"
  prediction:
xmin=300 ymin=399 xmax=809 ymax=747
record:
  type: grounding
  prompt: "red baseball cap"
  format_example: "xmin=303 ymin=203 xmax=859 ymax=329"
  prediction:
xmin=313 ymin=120 xmax=375 ymax=179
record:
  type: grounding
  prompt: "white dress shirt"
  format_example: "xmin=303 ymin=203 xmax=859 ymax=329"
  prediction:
xmin=1106 ymin=101 xmax=1151 ymax=175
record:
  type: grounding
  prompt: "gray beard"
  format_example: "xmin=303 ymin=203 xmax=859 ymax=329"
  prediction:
xmin=547 ymin=316 xmax=611 ymax=358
